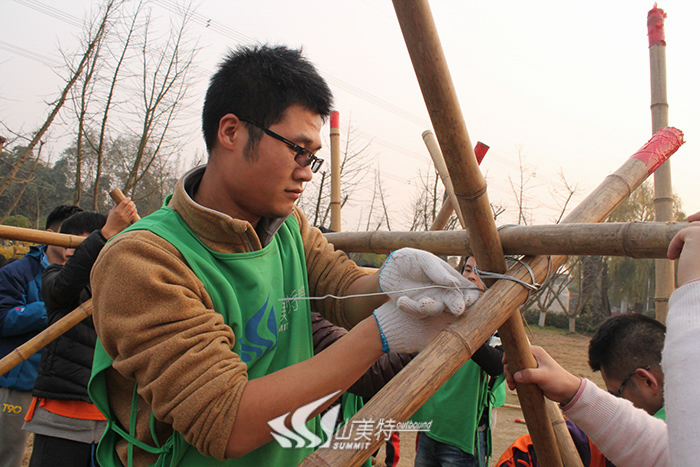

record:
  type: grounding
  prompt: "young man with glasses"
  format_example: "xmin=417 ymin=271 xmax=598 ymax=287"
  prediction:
xmin=588 ymin=313 xmax=666 ymax=419
xmin=501 ymin=210 xmax=700 ymax=466
xmin=88 ymin=44 xmax=478 ymax=466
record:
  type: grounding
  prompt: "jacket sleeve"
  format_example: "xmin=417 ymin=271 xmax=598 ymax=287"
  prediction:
xmin=471 ymin=343 xmax=504 ymax=378
xmin=294 ymin=208 xmax=373 ymax=329
xmin=663 ymin=280 xmax=700 ymax=466
xmin=91 ymin=231 xmax=246 ymax=461
xmin=42 ymin=230 xmax=106 ymax=319
xmin=0 ymin=258 xmax=47 ymax=337
xmin=562 ymin=379 xmax=669 ymax=466
xmin=311 ymin=311 xmax=415 ymax=399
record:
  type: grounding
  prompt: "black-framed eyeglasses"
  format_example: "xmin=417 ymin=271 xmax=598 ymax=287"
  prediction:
xmin=239 ymin=118 xmax=324 ymax=173
xmin=614 ymin=365 xmax=651 ymax=398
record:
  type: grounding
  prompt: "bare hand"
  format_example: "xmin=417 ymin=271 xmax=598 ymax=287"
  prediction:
xmin=667 ymin=210 xmax=700 ymax=286
xmin=101 ymin=197 xmax=138 ymax=239
xmin=503 ymin=345 xmax=582 ymax=406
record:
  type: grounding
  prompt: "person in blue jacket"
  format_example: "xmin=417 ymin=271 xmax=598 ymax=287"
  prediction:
xmin=0 ymin=204 xmax=82 ymax=467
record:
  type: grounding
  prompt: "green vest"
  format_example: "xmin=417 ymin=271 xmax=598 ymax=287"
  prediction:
xmin=411 ymin=360 xmax=491 ymax=458
xmin=89 ymin=201 xmax=320 ymax=466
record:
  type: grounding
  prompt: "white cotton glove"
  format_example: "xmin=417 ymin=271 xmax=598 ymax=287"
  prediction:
xmin=379 ymin=247 xmax=480 ymax=316
xmin=373 ymin=301 xmax=457 ymax=353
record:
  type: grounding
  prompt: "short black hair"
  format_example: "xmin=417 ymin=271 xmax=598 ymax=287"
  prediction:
xmin=588 ymin=313 xmax=666 ymax=380
xmin=45 ymin=205 xmax=83 ymax=231
xmin=59 ymin=211 xmax=107 ymax=236
xmin=202 ymin=44 xmax=333 ymax=154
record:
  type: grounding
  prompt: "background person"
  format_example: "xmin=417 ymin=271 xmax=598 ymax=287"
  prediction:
xmin=0 ymin=204 xmax=82 ymax=467
xmin=24 ymin=199 xmax=136 ymax=467
xmin=411 ymin=256 xmax=504 ymax=467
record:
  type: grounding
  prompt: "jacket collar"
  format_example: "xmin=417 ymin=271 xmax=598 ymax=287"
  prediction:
xmin=168 ymin=166 xmax=289 ymax=252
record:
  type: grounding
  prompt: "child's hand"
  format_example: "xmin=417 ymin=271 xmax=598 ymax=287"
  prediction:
xmin=503 ymin=345 xmax=582 ymax=406
xmin=101 ymin=197 xmax=138 ymax=239
xmin=667 ymin=210 xmax=700 ymax=286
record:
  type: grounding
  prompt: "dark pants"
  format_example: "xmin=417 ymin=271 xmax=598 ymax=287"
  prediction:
xmin=28 ymin=434 xmax=94 ymax=467
xmin=414 ymin=431 xmax=487 ymax=467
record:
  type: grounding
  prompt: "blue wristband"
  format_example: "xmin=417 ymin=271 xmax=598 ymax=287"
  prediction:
xmin=373 ymin=311 xmax=390 ymax=353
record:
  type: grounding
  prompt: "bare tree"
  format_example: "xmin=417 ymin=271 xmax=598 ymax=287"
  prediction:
xmin=507 ymin=148 xmax=538 ymax=226
xmin=119 ymin=3 xmax=198 ymax=196
xmin=83 ymin=0 xmax=142 ymax=210
xmin=0 ymin=0 xmax=119 ymax=211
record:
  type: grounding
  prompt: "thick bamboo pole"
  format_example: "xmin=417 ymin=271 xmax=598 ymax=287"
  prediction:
xmin=300 ymin=129 xmax=683 ymax=467
xmin=324 ymin=222 xmax=683 ymax=258
xmin=388 ymin=2 xmax=567 ymax=464
xmin=0 ymin=301 xmax=93 ymax=377
xmin=648 ymin=5 xmax=674 ymax=324
xmin=3 ymin=221 xmax=683 ymax=259
xmin=329 ymin=111 xmax=341 ymax=232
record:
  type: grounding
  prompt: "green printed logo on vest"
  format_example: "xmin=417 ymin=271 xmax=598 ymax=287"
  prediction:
xmin=240 ymin=296 xmax=278 ymax=363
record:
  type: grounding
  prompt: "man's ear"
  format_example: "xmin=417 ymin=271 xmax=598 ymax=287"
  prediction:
xmin=217 ymin=114 xmax=242 ymax=152
xmin=638 ymin=367 xmax=661 ymax=394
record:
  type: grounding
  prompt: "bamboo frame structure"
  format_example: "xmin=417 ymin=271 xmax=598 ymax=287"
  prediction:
xmin=300 ymin=127 xmax=684 ymax=467
xmin=324 ymin=222 xmax=684 ymax=258
xmin=648 ymin=5 xmax=674 ymax=323
xmin=388 ymin=1 xmax=566 ymax=464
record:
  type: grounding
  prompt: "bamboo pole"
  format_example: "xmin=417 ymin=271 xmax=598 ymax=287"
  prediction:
xmin=300 ymin=128 xmax=683 ymax=467
xmin=423 ymin=130 xmax=466 ymax=229
xmin=388 ymin=2 xmax=569 ymax=464
xmin=0 ymin=301 xmax=93 ymax=377
xmin=0 ymin=225 xmax=85 ymax=248
xmin=329 ymin=111 xmax=341 ymax=232
xmin=0 ymin=188 xmax=139 ymax=246
xmin=429 ymin=198 xmax=455 ymax=232
xmin=3 ymin=221 xmax=683 ymax=259
xmin=426 ymin=133 xmax=490 ymax=231
xmin=648 ymin=5 xmax=674 ymax=324
xmin=324 ymin=222 xmax=683 ymax=258
xmin=109 ymin=188 xmax=141 ymax=222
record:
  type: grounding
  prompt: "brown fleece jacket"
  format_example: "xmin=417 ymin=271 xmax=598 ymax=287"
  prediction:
xmin=90 ymin=167 xmax=370 ymax=465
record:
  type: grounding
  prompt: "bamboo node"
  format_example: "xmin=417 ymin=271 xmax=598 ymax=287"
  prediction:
xmin=443 ymin=327 xmax=473 ymax=356
xmin=455 ymin=184 xmax=488 ymax=201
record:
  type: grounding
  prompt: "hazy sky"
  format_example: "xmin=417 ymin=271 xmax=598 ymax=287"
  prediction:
xmin=2 ymin=0 xmax=698 ymax=230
